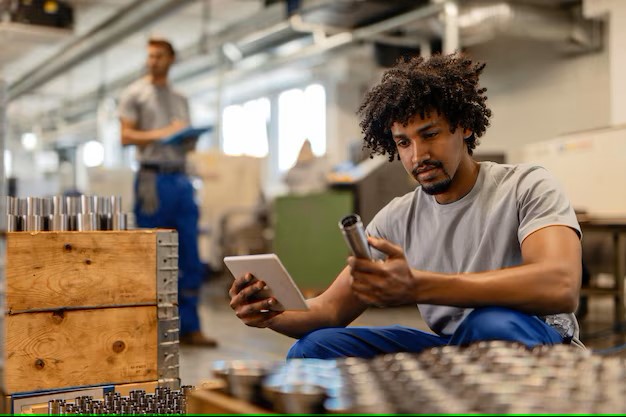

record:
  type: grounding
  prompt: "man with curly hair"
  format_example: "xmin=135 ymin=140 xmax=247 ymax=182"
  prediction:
xmin=229 ymin=53 xmax=582 ymax=359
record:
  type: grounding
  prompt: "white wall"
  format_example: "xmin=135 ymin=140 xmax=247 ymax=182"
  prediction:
xmin=516 ymin=124 xmax=626 ymax=216
xmin=468 ymin=37 xmax=610 ymax=160
xmin=584 ymin=0 xmax=626 ymax=125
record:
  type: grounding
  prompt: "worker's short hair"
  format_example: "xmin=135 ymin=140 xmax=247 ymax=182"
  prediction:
xmin=148 ymin=37 xmax=176 ymax=57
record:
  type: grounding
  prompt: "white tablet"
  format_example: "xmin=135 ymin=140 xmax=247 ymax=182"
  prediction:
xmin=223 ymin=254 xmax=309 ymax=311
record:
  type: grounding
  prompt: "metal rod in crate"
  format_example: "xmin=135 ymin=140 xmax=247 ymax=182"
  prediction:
xmin=6 ymin=194 xmax=129 ymax=231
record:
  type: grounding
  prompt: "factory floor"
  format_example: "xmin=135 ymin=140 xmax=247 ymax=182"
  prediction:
xmin=179 ymin=273 xmax=626 ymax=387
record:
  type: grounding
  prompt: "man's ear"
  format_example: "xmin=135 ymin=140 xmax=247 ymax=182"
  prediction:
xmin=463 ymin=128 xmax=473 ymax=140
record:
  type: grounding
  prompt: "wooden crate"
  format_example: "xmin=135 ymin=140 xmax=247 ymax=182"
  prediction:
xmin=2 ymin=230 xmax=180 ymax=395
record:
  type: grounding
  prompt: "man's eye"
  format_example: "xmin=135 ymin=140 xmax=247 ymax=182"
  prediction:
xmin=395 ymin=140 xmax=409 ymax=148
xmin=423 ymin=131 xmax=439 ymax=139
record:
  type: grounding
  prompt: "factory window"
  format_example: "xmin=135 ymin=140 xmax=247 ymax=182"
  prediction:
xmin=4 ymin=150 xmax=12 ymax=177
xmin=222 ymin=97 xmax=270 ymax=157
xmin=278 ymin=84 xmax=326 ymax=172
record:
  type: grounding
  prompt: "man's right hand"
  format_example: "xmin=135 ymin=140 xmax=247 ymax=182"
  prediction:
xmin=229 ymin=273 xmax=283 ymax=328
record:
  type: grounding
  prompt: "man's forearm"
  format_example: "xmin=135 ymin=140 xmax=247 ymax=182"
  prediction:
xmin=414 ymin=226 xmax=581 ymax=315
xmin=121 ymin=127 xmax=165 ymax=146
xmin=267 ymin=300 xmax=342 ymax=339
xmin=414 ymin=261 xmax=580 ymax=315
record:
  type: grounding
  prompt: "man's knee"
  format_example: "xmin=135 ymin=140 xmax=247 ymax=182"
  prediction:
xmin=456 ymin=307 xmax=534 ymax=341
xmin=286 ymin=339 xmax=307 ymax=359
xmin=286 ymin=328 xmax=338 ymax=359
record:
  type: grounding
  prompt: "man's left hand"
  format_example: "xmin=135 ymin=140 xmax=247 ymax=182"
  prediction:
xmin=348 ymin=236 xmax=417 ymax=307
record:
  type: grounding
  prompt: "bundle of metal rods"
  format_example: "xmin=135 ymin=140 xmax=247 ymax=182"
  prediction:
xmin=6 ymin=195 xmax=128 ymax=232
xmin=47 ymin=386 xmax=194 ymax=415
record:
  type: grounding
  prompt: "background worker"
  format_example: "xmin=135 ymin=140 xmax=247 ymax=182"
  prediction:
xmin=118 ymin=37 xmax=217 ymax=347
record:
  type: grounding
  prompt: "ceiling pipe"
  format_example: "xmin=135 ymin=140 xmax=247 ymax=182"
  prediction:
xmin=210 ymin=2 xmax=445 ymax=87
xmin=8 ymin=0 xmax=192 ymax=101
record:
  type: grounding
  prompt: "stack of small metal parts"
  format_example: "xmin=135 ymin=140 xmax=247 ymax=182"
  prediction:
xmin=6 ymin=195 xmax=128 ymax=232
xmin=213 ymin=341 xmax=626 ymax=414
xmin=47 ymin=386 xmax=194 ymax=415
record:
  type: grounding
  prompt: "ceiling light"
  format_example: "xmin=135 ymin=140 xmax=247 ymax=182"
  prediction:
xmin=21 ymin=132 xmax=38 ymax=151
xmin=4 ymin=150 xmax=12 ymax=178
xmin=82 ymin=140 xmax=104 ymax=168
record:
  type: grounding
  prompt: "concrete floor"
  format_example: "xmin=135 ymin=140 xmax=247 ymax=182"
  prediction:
xmin=179 ymin=273 xmax=626 ymax=387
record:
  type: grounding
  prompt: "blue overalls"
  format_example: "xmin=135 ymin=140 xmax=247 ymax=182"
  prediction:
xmin=134 ymin=170 xmax=203 ymax=336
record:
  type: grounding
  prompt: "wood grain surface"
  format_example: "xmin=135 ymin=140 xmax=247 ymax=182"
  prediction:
xmin=6 ymin=231 xmax=159 ymax=312
xmin=5 ymin=306 xmax=158 ymax=393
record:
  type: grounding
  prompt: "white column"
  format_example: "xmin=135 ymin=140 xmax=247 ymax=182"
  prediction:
xmin=584 ymin=0 xmax=626 ymax=125
xmin=443 ymin=1 xmax=460 ymax=54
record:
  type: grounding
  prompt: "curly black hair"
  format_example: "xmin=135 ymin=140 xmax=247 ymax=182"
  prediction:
xmin=357 ymin=52 xmax=492 ymax=160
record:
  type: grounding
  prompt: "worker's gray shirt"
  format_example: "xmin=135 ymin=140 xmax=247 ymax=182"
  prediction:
xmin=366 ymin=161 xmax=582 ymax=337
xmin=118 ymin=77 xmax=192 ymax=165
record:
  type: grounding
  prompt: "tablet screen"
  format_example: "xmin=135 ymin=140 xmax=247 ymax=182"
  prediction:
xmin=223 ymin=253 xmax=309 ymax=311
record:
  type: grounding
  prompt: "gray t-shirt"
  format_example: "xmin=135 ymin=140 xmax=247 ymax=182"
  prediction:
xmin=118 ymin=78 xmax=192 ymax=165
xmin=366 ymin=161 xmax=581 ymax=336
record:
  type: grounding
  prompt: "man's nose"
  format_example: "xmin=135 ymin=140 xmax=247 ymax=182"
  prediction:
xmin=411 ymin=142 xmax=430 ymax=166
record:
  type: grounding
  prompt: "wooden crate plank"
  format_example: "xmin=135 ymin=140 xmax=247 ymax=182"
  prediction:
xmin=6 ymin=231 xmax=158 ymax=311
xmin=187 ymin=389 xmax=272 ymax=414
xmin=114 ymin=380 xmax=160 ymax=396
xmin=5 ymin=306 xmax=158 ymax=393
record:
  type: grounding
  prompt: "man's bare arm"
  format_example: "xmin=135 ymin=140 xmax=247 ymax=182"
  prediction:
xmin=351 ymin=225 xmax=581 ymax=315
xmin=120 ymin=118 xmax=187 ymax=146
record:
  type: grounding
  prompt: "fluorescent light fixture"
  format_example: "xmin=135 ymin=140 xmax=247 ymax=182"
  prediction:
xmin=4 ymin=150 xmax=12 ymax=177
xmin=82 ymin=140 xmax=105 ymax=168
xmin=21 ymin=132 xmax=38 ymax=151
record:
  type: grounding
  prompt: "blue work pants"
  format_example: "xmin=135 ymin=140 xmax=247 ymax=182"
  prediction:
xmin=134 ymin=173 xmax=203 ymax=336
xmin=287 ymin=307 xmax=563 ymax=359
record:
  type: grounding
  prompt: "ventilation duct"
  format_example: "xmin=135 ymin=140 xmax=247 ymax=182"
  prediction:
xmin=457 ymin=1 xmax=602 ymax=52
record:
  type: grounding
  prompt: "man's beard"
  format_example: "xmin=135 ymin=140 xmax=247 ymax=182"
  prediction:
xmin=149 ymin=66 xmax=169 ymax=78
xmin=421 ymin=177 xmax=452 ymax=195
xmin=412 ymin=160 xmax=452 ymax=195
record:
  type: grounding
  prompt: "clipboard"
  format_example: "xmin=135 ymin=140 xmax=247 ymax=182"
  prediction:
xmin=162 ymin=125 xmax=213 ymax=145
xmin=223 ymin=254 xmax=309 ymax=311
